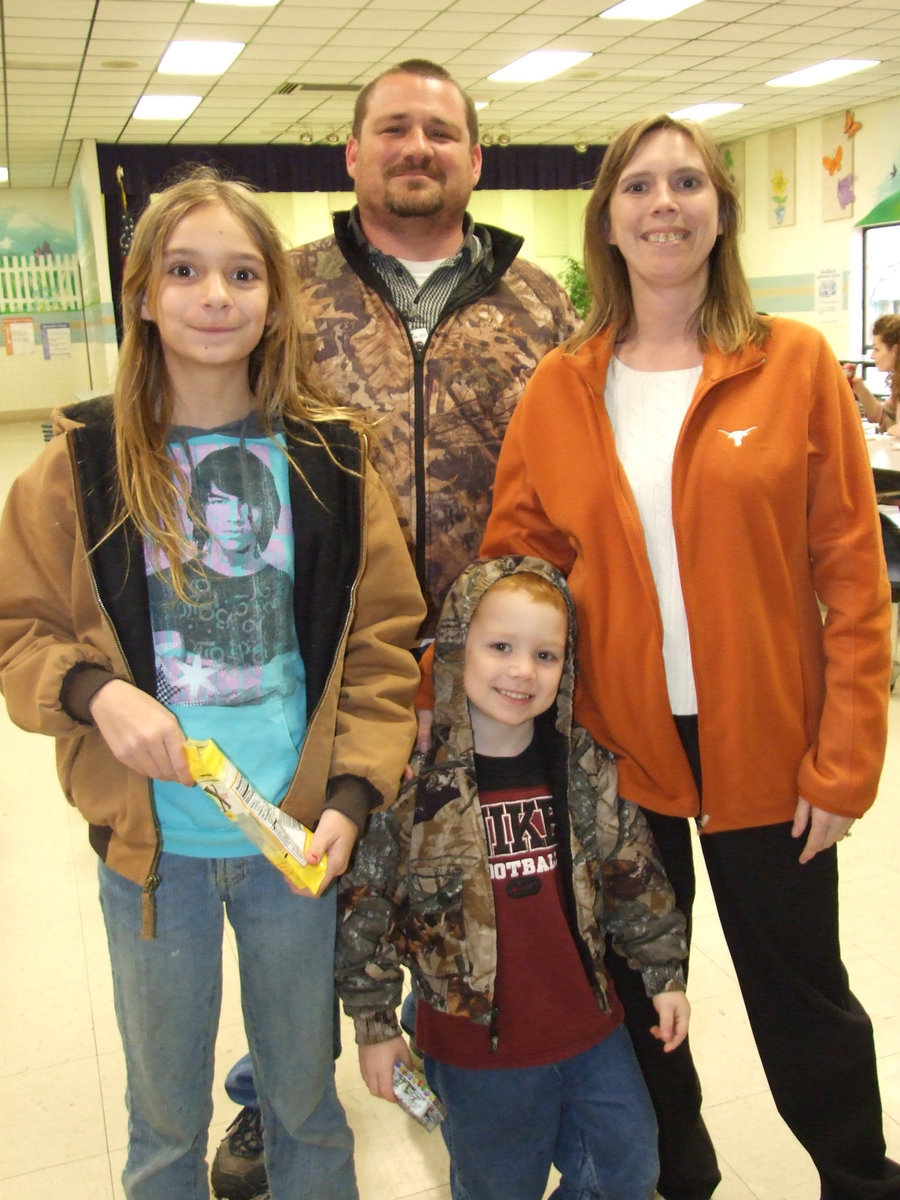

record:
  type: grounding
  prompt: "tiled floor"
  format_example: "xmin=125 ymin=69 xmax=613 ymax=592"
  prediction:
xmin=1 ymin=416 xmax=898 ymax=1200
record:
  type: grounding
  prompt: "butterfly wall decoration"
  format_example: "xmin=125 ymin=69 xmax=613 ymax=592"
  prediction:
xmin=823 ymin=145 xmax=843 ymax=176
xmin=843 ymin=110 xmax=862 ymax=138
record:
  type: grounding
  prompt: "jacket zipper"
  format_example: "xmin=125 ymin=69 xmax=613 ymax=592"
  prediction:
xmin=284 ymin=431 xmax=368 ymax=798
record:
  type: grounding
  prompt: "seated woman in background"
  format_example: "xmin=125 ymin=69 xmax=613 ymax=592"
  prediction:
xmin=850 ymin=313 xmax=900 ymax=433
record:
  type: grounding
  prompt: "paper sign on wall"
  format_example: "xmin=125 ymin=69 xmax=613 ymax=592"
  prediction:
xmin=3 ymin=317 xmax=35 ymax=355
xmin=41 ymin=322 xmax=72 ymax=359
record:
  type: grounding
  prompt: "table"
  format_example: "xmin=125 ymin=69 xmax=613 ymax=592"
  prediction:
xmin=866 ymin=435 xmax=900 ymax=500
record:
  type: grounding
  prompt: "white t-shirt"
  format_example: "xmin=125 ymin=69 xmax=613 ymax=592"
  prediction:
xmin=605 ymin=357 xmax=702 ymax=714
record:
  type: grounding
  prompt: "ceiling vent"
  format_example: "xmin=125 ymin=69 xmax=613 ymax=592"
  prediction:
xmin=272 ymin=81 xmax=361 ymax=95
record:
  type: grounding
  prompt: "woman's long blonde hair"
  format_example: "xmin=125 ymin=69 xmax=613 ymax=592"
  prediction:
xmin=570 ymin=114 xmax=768 ymax=354
xmin=112 ymin=166 xmax=359 ymax=599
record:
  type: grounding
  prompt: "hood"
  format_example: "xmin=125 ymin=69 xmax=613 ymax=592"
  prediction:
xmin=432 ymin=554 xmax=577 ymax=758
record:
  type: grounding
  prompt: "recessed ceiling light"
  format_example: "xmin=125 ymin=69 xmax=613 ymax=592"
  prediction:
xmin=669 ymin=101 xmax=743 ymax=121
xmin=489 ymin=51 xmax=592 ymax=83
xmin=766 ymin=59 xmax=879 ymax=88
xmin=133 ymin=95 xmax=202 ymax=120
xmin=600 ymin=0 xmax=703 ymax=18
xmin=158 ymin=41 xmax=244 ymax=75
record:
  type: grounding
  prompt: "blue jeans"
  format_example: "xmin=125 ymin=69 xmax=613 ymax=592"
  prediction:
xmin=424 ymin=1025 xmax=659 ymax=1200
xmin=98 ymin=853 xmax=357 ymax=1200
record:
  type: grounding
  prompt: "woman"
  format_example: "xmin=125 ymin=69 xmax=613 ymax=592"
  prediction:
xmin=851 ymin=313 xmax=900 ymax=433
xmin=479 ymin=115 xmax=897 ymax=1199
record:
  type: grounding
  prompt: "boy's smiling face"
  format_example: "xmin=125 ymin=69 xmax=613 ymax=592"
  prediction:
xmin=464 ymin=586 xmax=567 ymax=757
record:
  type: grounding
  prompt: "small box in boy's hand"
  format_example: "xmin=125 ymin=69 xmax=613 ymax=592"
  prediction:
xmin=391 ymin=1061 xmax=447 ymax=1131
xmin=184 ymin=738 xmax=328 ymax=895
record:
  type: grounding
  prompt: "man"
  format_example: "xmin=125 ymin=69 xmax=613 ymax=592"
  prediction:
xmin=210 ymin=58 xmax=581 ymax=1200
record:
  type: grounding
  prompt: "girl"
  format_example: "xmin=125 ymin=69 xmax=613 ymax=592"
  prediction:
xmin=0 ymin=168 xmax=425 ymax=1200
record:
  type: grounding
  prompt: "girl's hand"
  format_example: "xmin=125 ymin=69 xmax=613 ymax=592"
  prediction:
xmin=89 ymin=679 xmax=193 ymax=786
xmin=650 ymin=990 xmax=690 ymax=1053
xmin=359 ymin=1036 xmax=411 ymax=1101
xmin=299 ymin=808 xmax=359 ymax=895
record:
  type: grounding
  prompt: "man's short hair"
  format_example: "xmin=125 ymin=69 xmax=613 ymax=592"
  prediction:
xmin=351 ymin=59 xmax=479 ymax=147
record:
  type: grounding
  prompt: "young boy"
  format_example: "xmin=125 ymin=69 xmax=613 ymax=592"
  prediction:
xmin=336 ymin=555 xmax=689 ymax=1200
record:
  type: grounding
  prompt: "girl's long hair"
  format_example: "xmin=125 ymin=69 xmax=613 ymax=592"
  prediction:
xmin=569 ymin=114 xmax=769 ymax=355
xmin=112 ymin=166 xmax=361 ymax=599
xmin=873 ymin=313 xmax=900 ymax=413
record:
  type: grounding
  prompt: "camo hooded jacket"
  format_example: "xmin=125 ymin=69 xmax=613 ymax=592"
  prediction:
xmin=291 ymin=213 xmax=580 ymax=629
xmin=336 ymin=555 xmax=686 ymax=1048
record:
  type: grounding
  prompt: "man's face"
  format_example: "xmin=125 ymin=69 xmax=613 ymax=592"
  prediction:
xmin=346 ymin=73 xmax=482 ymax=225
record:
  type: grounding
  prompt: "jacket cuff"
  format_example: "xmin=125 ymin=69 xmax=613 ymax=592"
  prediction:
xmin=60 ymin=663 xmax=120 ymax=724
xmin=642 ymin=964 xmax=687 ymax=998
xmin=352 ymin=1010 xmax=402 ymax=1046
xmin=325 ymin=773 xmax=383 ymax=831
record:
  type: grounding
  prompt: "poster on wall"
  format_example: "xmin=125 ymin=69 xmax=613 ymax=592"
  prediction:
xmin=814 ymin=268 xmax=842 ymax=323
xmin=3 ymin=316 xmax=35 ymax=355
xmin=821 ymin=111 xmax=856 ymax=222
xmin=768 ymin=127 xmax=795 ymax=228
xmin=41 ymin=322 xmax=72 ymax=359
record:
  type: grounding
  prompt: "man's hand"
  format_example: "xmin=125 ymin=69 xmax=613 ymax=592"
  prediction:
xmin=359 ymin=1036 xmax=411 ymax=1101
xmin=650 ymin=990 xmax=690 ymax=1053
xmin=791 ymin=797 xmax=855 ymax=864
xmin=89 ymin=678 xmax=193 ymax=786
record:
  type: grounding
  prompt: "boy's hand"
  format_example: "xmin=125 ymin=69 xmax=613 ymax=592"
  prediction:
xmin=359 ymin=1035 xmax=412 ymax=1101
xmin=650 ymin=990 xmax=690 ymax=1053
xmin=89 ymin=679 xmax=193 ymax=786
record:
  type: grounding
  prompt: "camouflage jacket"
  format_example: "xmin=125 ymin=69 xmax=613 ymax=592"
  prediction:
xmin=291 ymin=213 xmax=580 ymax=630
xmin=336 ymin=556 xmax=686 ymax=1047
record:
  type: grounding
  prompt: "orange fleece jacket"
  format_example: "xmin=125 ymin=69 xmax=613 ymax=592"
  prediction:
xmin=479 ymin=319 xmax=891 ymax=833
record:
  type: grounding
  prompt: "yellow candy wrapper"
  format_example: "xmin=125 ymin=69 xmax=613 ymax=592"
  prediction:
xmin=184 ymin=739 xmax=328 ymax=895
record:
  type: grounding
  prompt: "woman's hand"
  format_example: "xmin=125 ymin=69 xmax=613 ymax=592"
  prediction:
xmin=791 ymin=797 xmax=854 ymax=864
xmin=650 ymin=990 xmax=690 ymax=1053
xmin=89 ymin=678 xmax=193 ymax=786
xmin=358 ymin=1035 xmax=412 ymax=1101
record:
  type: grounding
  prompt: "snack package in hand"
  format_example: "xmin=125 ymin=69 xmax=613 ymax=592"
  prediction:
xmin=391 ymin=1061 xmax=447 ymax=1131
xmin=184 ymin=738 xmax=328 ymax=894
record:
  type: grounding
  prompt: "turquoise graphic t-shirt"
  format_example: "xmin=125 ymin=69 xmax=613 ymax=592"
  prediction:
xmin=146 ymin=417 xmax=307 ymax=856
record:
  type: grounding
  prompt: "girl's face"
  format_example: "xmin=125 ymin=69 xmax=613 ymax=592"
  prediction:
xmin=871 ymin=334 xmax=898 ymax=375
xmin=142 ymin=201 xmax=271 ymax=382
xmin=606 ymin=128 xmax=722 ymax=301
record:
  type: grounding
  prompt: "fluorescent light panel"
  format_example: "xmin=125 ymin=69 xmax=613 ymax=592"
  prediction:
xmin=600 ymin=0 xmax=703 ymax=19
xmin=0 ymin=167 xmax=8 ymax=182
xmin=158 ymin=41 xmax=244 ymax=75
xmin=766 ymin=59 xmax=879 ymax=88
xmin=133 ymin=95 xmax=202 ymax=120
xmin=669 ymin=101 xmax=743 ymax=121
xmin=489 ymin=50 xmax=591 ymax=84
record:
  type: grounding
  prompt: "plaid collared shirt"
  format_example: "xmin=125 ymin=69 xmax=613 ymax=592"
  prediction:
xmin=348 ymin=208 xmax=484 ymax=350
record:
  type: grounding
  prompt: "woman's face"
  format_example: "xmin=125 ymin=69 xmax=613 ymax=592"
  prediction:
xmin=871 ymin=334 xmax=898 ymax=375
xmin=606 ymin=127 xmax=722 ymax=300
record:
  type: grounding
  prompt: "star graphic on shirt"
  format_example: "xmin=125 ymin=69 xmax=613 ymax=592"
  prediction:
xmin=172 ymin=653 xmax=218 ymax=703
xmin=719 ymin=426 xmax=758 ymax=446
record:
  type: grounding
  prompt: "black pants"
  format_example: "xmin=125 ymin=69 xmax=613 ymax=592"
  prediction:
xmin=607 ymin=717 xmax=900 ymax=1200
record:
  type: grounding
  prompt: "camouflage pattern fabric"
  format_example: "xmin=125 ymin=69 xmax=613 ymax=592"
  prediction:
xmin=291 ymin=217 xmax=580 ymax=629
xmin=336 ymin=555 xmax=686 ymax=1047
